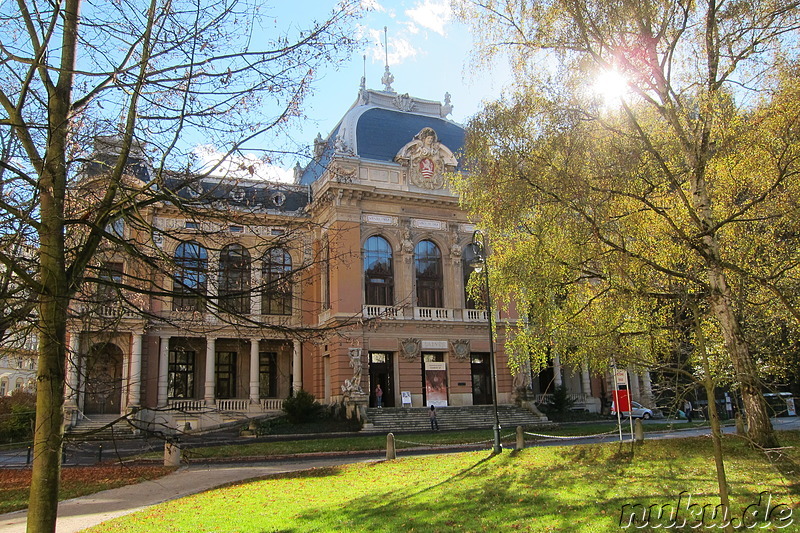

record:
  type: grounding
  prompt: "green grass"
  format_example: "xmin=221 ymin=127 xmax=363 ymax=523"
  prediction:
xmin=89 ymin=432 xmax=800 ymax=532
xmin=175 ymin=421 xmax=713 ymax=460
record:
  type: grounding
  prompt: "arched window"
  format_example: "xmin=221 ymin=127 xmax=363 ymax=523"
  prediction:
xmin=262 ymin=248 xmax=292 ymax=315
xmin=415 ymin=240 xmax=443 ymax=308
xmin=363 ymin=236 xmax=394 ymax=306
xmin=218 ymin=244 xmax=251 ymax=314
xmin=173 ymin=241 xmax=207 ymax=311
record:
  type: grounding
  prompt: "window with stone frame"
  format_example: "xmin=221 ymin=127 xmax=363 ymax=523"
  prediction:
xmin=172 ymin=241 xmax=208 ymax=311
xmin=414 ymin=240 xmax=443 ymax=308
xmin=97 ymin=261 xmax=124 ymax=304
xmin=259 ymin=351 xmax=277 ymax=398
xmin=168 ymin=349 xmax=195 ymax=399
xmin=363 ymin=235 xmax=394 ymax=306
xmin=215 ymin=351 xmax=237 ymax=399
xmin=218 ymin=243 xmax=251 ymax=314
xmin=261 ymin=248 xmax=292 ymax=315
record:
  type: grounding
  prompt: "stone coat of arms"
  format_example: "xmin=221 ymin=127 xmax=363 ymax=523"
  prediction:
xmin=395 ymin=127 xmax=458 ymax=190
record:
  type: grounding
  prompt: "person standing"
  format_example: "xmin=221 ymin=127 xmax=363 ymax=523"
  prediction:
xmin=375 ymin=384 xmax=383 ymax=408
xmin=430 ymin=405 xmax=439 ymax=431
xmin=684 ymin=399 xmax=693 ymax=423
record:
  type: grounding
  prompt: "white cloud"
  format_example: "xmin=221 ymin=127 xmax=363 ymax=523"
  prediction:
xmin=367 ymin=28 xmax=418 ymax=65
xmin=194 ymin=145 xmax=294 ymax=183
xmin=405 ymin=0 xmax=451 ymax=36
xmin=361 ymin=0 xmax=385 ymax=11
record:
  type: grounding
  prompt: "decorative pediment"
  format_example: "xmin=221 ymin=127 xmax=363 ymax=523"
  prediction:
xmin=395 ymin=128 xmax=458 ymax=190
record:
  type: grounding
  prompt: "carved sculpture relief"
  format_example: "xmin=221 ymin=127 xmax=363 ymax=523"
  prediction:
xmin=395 ymin=128 xmax=458 ymax=190
xmin=450 ymin=339 xmax=471 ymax=361
xmin=399 ymin=338 xmax=421 ymax=361
xmin=342 ymin=347 xmax=364 ymax=393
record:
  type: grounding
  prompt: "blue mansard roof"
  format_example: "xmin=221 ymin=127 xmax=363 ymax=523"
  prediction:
xmin=299 ymin=89 xmax=465 ymax=186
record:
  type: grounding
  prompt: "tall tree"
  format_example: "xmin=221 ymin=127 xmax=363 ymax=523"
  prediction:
xmin=454 ymin=0 xmax=800 ymax=449
xmin=0 ymin=1 xmax=361 ymax=531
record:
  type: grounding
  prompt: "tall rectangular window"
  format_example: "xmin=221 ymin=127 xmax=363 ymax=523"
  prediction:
xmin=259 ymin=352 xmax=277 ymax=398
xmin=168 ymin=350 xmax=195 ymax=399
xmin=215 ymin=351 xmax=237 ymax=399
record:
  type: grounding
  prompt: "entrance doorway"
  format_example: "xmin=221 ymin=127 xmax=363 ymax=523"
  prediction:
xmin=83 ymin=343 xmax=123 ymax=415
xmin=421 ymin=352 xmax=447 ymax=406
xmin=471 ymin=353 xmax=492 ymax=405
xmin=368 ymin=352 xmax=393 ymax=407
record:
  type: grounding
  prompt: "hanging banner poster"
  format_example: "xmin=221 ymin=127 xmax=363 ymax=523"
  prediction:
xmin=425 ymin=362 xmax=448 ymax=407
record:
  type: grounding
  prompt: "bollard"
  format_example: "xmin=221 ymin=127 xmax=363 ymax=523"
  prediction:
xmin=386 ymin=432 xmax=396 ymax=460
xmin=735 ymin=413 xmax=745 ymax=435
xmin=634 ymin=419 xmax=644 ymax=443
xmin=97 ymin=444 xmax=103 ymax=463
xmin=26 ymin=446 xmax=31 ymax=465
xmin=164 ymin=441 xmax=182 ymax=467
xmin=516 ymin=426 xmax=525 ymax=451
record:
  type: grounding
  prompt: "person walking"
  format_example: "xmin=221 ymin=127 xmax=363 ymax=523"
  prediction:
xmin=684 ymin=399 xmax=693 ymax=423
xmin=375 ymin=384 xmax=383 ymax=408
xmin=429 ymin=405 xmax=439 ymax=431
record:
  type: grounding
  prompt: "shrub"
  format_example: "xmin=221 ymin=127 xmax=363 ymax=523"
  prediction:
xmin=281 ymin=389 xmax=323 ymax=424
xmin=0 ymin=390 xmax=36 ymax=443
xmin=544 ymin=385 xmax=576 ymax=415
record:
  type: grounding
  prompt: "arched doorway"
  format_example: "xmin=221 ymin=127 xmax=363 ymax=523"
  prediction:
xmin=83 ymin=343 xmax=123 ymax=415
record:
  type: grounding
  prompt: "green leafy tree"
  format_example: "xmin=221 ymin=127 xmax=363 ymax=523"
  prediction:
xmin=453 ymin=0 xmax=800 ymax=453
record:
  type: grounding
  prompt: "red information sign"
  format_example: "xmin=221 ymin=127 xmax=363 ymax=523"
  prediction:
xmin=613 ymin=390 xmax=631 ymax=413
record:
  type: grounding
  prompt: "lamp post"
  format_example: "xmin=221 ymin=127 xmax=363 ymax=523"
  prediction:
xmin=470 ymin=230 xmax=502 ymax=454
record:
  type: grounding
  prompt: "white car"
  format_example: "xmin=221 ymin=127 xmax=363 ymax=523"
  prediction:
xmin=611 ymin=401 xmax=654 ymax=420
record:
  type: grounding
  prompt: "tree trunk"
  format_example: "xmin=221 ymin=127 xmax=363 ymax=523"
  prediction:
xmin=707 ymin=270 xmax=778 ymax=448
xmin=692 ymin=302 xmax=734 ymax=533
xmin=27 ymin=1 xmax=81 ymax=531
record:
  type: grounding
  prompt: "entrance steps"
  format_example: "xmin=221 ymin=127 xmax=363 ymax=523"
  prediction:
xmin=364 ymin=404 xmax=550 ymax=432
xmin=65 ymin=414 xmax=138 ymax=440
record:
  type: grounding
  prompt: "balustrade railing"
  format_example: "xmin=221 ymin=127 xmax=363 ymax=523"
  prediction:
xmin=414 ymin=307 xmax=451 ymax=321
xmin=261 ymin=398 xmax=284 ymax=411
xmin=168 ymin=399 xmax=205 ymax=411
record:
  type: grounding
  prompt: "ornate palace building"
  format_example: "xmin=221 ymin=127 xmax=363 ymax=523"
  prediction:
xmin=65 ymin=77 xmax=611 ymax=433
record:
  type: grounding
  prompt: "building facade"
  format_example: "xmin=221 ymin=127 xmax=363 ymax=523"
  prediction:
xmin=65 ymin=81 xmax=608 ymax=432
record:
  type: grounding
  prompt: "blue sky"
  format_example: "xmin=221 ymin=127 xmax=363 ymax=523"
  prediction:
xmin=290 ymin=0 xmax=511 ymax=135
xmin=202 ymin=0 xmax=513 ymax=181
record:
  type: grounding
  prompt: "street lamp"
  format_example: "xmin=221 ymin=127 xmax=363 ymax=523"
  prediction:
xmin=469 ymin=229 xmax=502 ymax=454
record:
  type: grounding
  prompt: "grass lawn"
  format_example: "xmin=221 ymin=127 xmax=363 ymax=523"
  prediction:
xmin=88 ymin=432 xmax=800 ymax=532
xmin=0 ymin=465 xmax=176 ymax=514
xmin=178 ymin=421 xmax=703 ymax=460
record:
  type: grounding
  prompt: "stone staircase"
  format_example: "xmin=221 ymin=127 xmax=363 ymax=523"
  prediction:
xmin=364 ymin=405 xmax=550 ymax=432
xmin=65 ymin=414 xmax=138 ymax=440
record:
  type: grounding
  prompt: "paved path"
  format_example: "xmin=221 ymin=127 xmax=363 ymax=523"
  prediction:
xmin=0 ymin=455 xmax=379 ymax=533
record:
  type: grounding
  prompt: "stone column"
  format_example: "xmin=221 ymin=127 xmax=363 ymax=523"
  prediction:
xmin=157 ymin=337 xmax=169 ymax=407
xmin=581 ymin=362 xmax=591 ymax=396
xmin=204 ymin=337 xmax=216 ymax=404
xmin=641 ymin=371 xmax=654 ymax=404
xmin=292 ymin=340 xmax=302 ymax=393
xmin=128 ymin=332 xmax=143 ymax=408
xmin=65 ymin=332 xmax=80 ymax=407
xmin=249 ymin=339 xmax=260 ymax=403
xmin=553 ymin=353 xmax=563 ymax=387
xmin=629 ymin=368 xmax=641 ymax=402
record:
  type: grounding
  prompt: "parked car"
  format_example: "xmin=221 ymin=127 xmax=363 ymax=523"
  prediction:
xmin=611 ymin=401 xmax=654 ymax=420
